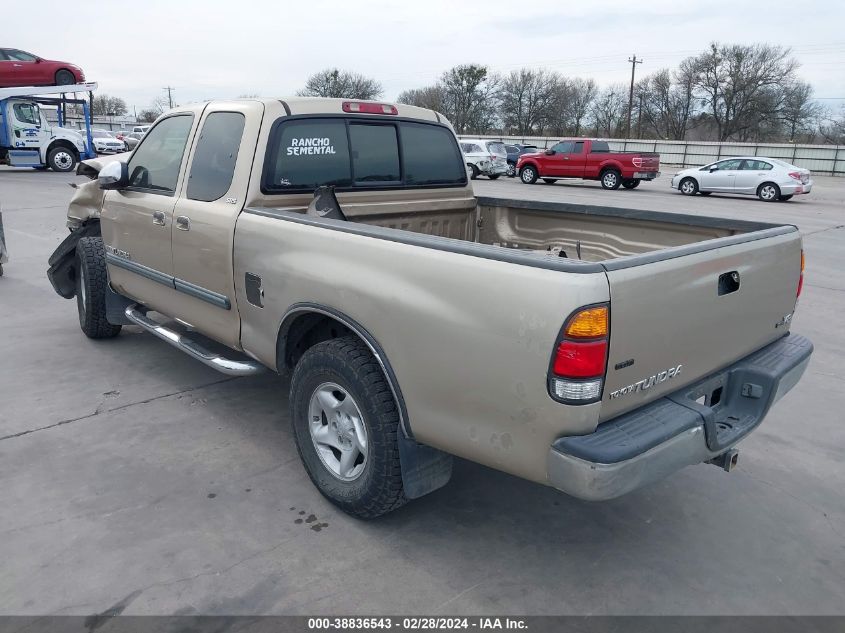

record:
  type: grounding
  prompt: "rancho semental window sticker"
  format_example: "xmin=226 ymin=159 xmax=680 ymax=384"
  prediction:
xmin=287 ymin=137 xmax=337 ymax=155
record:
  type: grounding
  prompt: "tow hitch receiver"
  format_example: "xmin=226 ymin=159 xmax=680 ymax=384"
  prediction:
xmin=709 ymin=448 xmax=739 ymax=472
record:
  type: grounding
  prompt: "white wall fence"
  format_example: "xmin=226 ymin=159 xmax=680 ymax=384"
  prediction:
xmin=462 ymin=135 xmax=845 ymax=176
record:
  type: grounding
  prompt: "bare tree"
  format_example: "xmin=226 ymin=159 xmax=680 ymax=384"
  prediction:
xmin=565 ymin=78 xmax=598 ymax=136
xmin=91 ymin=95 xmax=128 ymax=117
xmin=636 ymin=61 xmax=697 ymax=140
xmin=137 ymin=109 xmax=159 ymax=123
xmin=435 ymin=64 xmax=500 ymax=134
xmin=691 ymin=42 xmax=798 ymax=141
xmin=498 ymin=69 xmax=560 ymax=135
xmin=590 ymin=85 xmax=627 ymax=137
xmin=779 ymin=81 xmax=823 ymax=142
xmin=818 ymin=105 xmax=845 ymax=144
xmin=396 ymin=86 xmax=445 ymax=112
xmin=297 ymin=68 xmax=383 ymax=100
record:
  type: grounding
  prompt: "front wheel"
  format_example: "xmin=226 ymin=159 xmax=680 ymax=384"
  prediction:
xmin=600 ymin=170 xmax=621 ymax=190
xmin=520 ymin=165 xmax=538 ymax=184
xmin=290 ymin=336 xmax=407 ymax=518
xmin=757 ymin=182 xmax=781 ymax=202
xmin=621 ymin=179 xmax=640 ymax=189
xmin=76 ymin=237 xmax=122 ymax=339
xmin=679 ymin=177 xmax=699 ymax=196
xmin=48 ymin=146 xmax=77 ymax=172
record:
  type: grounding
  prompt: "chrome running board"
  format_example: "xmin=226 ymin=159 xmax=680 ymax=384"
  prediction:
xmin=124 ymin=304 xmax=266 ymax=376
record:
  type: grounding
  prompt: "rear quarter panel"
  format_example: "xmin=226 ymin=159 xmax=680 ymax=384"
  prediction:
xmin=233 ymin=215 xmax=610 ymax=483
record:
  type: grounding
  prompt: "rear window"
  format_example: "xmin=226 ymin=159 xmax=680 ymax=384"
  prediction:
xmin=263 ymin=118 xmax=466 ymax=192
xmin=591 ymin=140 xmax=610 ymax=152
xmin=486 ymin=141 xmax=507 ymax=156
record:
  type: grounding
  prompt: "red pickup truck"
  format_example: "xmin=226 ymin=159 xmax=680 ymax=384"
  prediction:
xmin=516 ymin=139 xmax=660 ymax=189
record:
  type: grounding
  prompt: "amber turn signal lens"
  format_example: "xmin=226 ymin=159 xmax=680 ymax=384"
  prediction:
xmin=564 ymin=306 xmax=608 ymax=338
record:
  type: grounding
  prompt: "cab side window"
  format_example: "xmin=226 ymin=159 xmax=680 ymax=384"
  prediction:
xmin=187 ymin=112 xmax=245 ymax=202
xmin=127 ymin=114 xmax=194 ymax=195
xmin=13 ymin=103 xmax=40 ymax=126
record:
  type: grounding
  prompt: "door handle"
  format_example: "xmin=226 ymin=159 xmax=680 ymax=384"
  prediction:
xmin=152 ymin=211 xmax=166 ymax=226
xmin=176 ymin=215 xmax=191 ymax=231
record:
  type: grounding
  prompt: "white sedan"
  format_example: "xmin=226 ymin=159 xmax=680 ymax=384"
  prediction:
xmin=671 ymin=157 xmax=812 ymax=202
xmin=87 ymin=129 xmax=127 ymax=154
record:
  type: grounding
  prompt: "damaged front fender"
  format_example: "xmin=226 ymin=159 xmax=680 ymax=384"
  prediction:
xmin=66 ymin=153 xmax=128 ymax=230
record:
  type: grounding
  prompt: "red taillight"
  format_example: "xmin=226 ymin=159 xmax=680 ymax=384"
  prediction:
xmin=549 ymin=305 xmax=609 ymax=403
xmin=553 ymin=340 xmax=608 ymax=377
xmin=342 ymin=101 xmax=398 ymax=115
xmin=788 ymin=171 xmax=802 ymax=181
xmin=797 ymin=250 xmax=805 ymax=297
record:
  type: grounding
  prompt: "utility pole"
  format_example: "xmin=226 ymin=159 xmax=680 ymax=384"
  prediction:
xmin=636 ymin=93 xmax=644 ymax=139
xmin=626 ymin=55 xmax=642 ymax=138
xmin=163 ymin=86 xmax=175 ymax=109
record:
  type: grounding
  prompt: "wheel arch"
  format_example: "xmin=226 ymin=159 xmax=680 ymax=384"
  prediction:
xmin=44 ymin=138 xmax=79 ymax=162
xmin=598 ymin=160 xmax=623 ymax=175
xmin=277 ymin=303 xmax=412 ymax=439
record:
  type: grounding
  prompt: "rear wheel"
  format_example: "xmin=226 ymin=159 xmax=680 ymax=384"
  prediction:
xmin=520 ymin=165 xmax=538 ymax=184
xmin=621 ymin=179 xmax=640 ymax=189
xmin=757 ymin=182 xmax=780 ymax=202
xmin=468 ymin=164 xmax=479 ymax=180
xmin=600 ymin=169 xmax=621 ymax=190
xmin=679 ymin=177 xmax=698 ymax=196
xmin=542 ymin=178 xmax=557 ymax=184
xmin=75 ymin=237 xmax=122 ymax=339
xmin=290 ymin=336 xmax=407 ymax=518
xmin=778 ymin=194 xmax=793 ymax=202
xmin=55 ymin=70 xmax=75 ymax=85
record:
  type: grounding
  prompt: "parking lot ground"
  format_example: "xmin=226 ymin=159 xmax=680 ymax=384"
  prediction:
xmin=1 ymin=167 xmax=843 ymax=616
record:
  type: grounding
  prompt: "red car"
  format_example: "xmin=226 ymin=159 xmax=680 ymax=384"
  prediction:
xmin=0 ymin=48 xmax=85 ymax=88
xmin=516 ymin=138 xmax=660 ymax=189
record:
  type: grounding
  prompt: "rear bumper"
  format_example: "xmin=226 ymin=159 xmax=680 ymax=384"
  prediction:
xmin=780 ymin=181 xmax=813 ymax=195
xmin=547 ymin=333 xmax=813 ymax=501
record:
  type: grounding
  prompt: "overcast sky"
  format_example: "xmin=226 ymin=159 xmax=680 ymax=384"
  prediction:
xmin=8 ymin=0 xmax=845 ymax=114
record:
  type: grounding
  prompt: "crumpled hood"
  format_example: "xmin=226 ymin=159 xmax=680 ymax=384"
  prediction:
xmin=67 ymin=153 xmax=129 ymax=228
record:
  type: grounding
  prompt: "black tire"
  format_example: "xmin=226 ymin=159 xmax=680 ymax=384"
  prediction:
xmin=757 ymin=182 xmax=781 ymax=202
xmin=468 ymin=164 xmax=480 ymax=180
xmin=520 ymin=165 xmax=538 ymax=184
xmin=290 ymin=336 xmax=407 ymax=518
xmin=542 ymin=178 xmax=557 ymax=184
xmin=75 ymin=237 xmax=122 ymax=339
xmin=600 ymin=169 xmax=622 ymax=190
xmin=621 ymin=179 xmax=640 ymax=189
xmin=488 ymin=174 xmax=500 ymax=180
xmin=679 ymin=177 xmax=699 ymax=196
xmin=778 ymin=194 xmax=793 ymax=202
xmin=699 ymin=191 xmax=712 ymax=196
xmin=47 ymin=146 xmax=77 ymax=172
xmin=55 ymin=70 xmax=75 ymax=85
xmin=506 ymin=163 xmax=516 ymax=177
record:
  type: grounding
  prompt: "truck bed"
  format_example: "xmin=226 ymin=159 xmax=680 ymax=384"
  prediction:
xmin=335 ymin=195 xmax=788 ymax=263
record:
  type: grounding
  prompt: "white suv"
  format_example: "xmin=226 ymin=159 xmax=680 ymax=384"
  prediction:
xmin=460 ymin=139 xmax=508 ymax=180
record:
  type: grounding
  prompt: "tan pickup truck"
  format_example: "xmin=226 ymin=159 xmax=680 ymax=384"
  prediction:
xmin=47 ymin=98 xmax=813 ymax=517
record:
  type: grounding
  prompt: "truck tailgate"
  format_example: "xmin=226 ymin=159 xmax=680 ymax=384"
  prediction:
xmin=600 ymin=228 xmax=801 ymax=422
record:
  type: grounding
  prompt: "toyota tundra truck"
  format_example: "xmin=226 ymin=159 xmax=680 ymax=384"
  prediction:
xmin=47 ymin=98 xmax=811 ymax=518
xmin=517 ymin=138 xmax=660 ymax=189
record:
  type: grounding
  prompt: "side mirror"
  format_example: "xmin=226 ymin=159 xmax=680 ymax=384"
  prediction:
xmin=35 ymin=57 xmax=42 ymax=63
xmin=98 ymin=161 xmax=128 ymax=190
xmin=544 ymin=149 xmax=555 ymax=156
xmin=709 ymin=166 xmax=719 ymax=172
